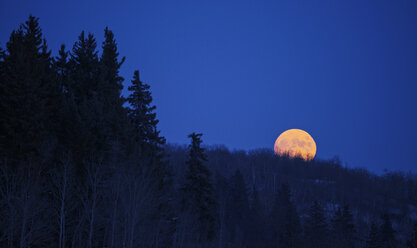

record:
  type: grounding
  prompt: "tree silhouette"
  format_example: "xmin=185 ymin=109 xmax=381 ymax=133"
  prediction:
xmin=366 ymin=221 xmax=381 ymax=248
xmin=330 ymin=204 xmax=356 ymax=248
xmin=180 ymin=133 xmax=216 ymax=245
xmin=304 ymin=201 xmax=328 ymax=248
xmin=226 ymin=169 xmax=251 ymax=246
xmin=0 ymin=15 xmax=58 ymax=163
xmin=407 ymin=221 xmax=417 ymax=248
xmin=127 ymin=69 xmax=172 ymax=246
xmin=380 ymin=214 xmax=397 ymax=248
xmin=269 ymin=183 xmax=301 ymax=248
xmin=247 ymin=184 xmax=266 ymax=247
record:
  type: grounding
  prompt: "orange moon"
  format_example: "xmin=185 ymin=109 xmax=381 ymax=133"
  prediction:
xmin=274 ymin=129 xmax=316 ymax=161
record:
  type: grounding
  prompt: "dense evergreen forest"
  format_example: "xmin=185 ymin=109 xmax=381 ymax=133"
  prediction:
xmin=0 ymin=16 xmax=417 ymax=248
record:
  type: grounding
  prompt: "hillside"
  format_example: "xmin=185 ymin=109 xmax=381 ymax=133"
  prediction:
xmin=166 ymin=144 xmax=417 ymax=246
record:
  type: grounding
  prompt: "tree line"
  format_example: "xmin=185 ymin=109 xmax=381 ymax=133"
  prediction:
xmin=0 ymin=16 xmax=416 ymax=248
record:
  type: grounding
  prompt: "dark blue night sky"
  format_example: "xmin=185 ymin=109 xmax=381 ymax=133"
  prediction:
xmin=1 ymin=0 xmax=416 ymax=172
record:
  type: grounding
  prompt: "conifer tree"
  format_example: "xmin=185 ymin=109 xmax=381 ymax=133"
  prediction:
xmin=226 ymin=169 xmax=251 ymax=245
xmin=0 ymin=47 xmax=4 ymax=89
xmin=406 ymin=221 xmax=417 ymax=248
xmin=64 ymin=33 xmax=110 ymax=247
xmin=180 ymin=133 xmax=216 ymax=244
xmin=54 ymin=44 xmax=84 ymax=159
xmin=127 ymin=70 xmax=165 ymax=153
xmin=66 ymin=31 xmax=109 ymax=162
xmin=330 ymin=204 xmax=356 ymax=248
xmin=98 ymin=27 xmax=133 ymax=156
xmin=126 ymin=69 xmax=168 ymax=199
xmin=0 ymin=15 xmax=58 ymax=163
xmin=330 ymin=207 xmax=343 ymax=246
xmin=269 ymin=183 xmax=301 ymax=248
xmin=67 ymin=30 xmax=128 ymax=162
xmin=251 ymin=185 xmax=262 ymax=217
xmin=69 ymin=31 xmax=100 ymax=100
xmin=304 ymin=201 xmax=328 ymax=248
xmin=214 ymin=171 xmax=229 ymax=248
xmin=100 ymin=27 xmax=125 ymax=107
xmin=366 ymin=222 xmax=381 ymax=248
xmin=127 ymin=70 xmax=173 ymax=246
xmin=248 ymin=185 xmax=266 ymax=248
xmin=380 ymin=214 xmax=397 ymax=248
xmin=55 ymin=44 xmax=69 ymax=93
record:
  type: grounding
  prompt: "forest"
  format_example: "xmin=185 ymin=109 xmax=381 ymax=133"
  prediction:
xmin=0 ymin=16 xmax=417 ymax=248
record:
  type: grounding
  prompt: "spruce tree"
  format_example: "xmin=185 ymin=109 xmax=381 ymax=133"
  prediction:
xmin=180 ymin=133 xmax=216 ymax=244
xmin=330 ymin=204 xmax=356 ymax=248
xmin=406 ymin=221 xmax=417 ymax=248
xmin=0 ymin=15 xmax=58 ymax=163
xmin=366 ymin=222 xmax=381 ymax=248
xmin=269 ymin=183 xmax=301 ymax=248
xmin=127 ymin=70 xmax=173 ymax=246
xmin=99 ymin=27 xmax=133 ymax=155
xmin=341 ymin=205 xmax=356 ymax=245
xmin=126 ymin=69 xmax=168 ymax=201
xmin=226 ymin=169 xmax=251 ymax=245
xmin=69 ymin=31 xmax=100 ymax=101
xmin=380 ymin=214 xmax=397 ymax=248
xmin=67 ymin=31 xmax=103 ymax=156
xmin=100 ymin=27 xmax=125 ymax=107
xmin=214 ymin=171 xmax=229 ymax=248
xmin=248 ymin=185 xmax=266 ymax=248
xmin=64 ymin=33 xmax=109 ymax=248
xmin=251 ymin=184 xmax=263 ymax=217
xmin=0 ymin=47 xmax=4 ymax=91
xmin=127 ymin=70 xmax=165 ymax=151
xmin=330 ymin=207 xmax=343 ymax=246
xmin=304 ymin=201 xmax=328 ymax=248
xmin=55 ymin=44 xmax=69 ymax=93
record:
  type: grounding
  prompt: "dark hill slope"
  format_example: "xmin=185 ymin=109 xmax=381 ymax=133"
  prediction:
xmin=166 ymin=144 xmax=417 ymax=245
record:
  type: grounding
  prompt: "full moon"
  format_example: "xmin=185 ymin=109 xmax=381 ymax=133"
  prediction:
xmin=274 ymin=129 xmax=317 ymax=161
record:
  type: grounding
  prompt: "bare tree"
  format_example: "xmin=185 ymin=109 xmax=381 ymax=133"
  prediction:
xmin=49 ymin=154 xmax=74 ymax=248
xmin=0 ymin=161 xmax=50 ymax=247
xmin=119 ymin=164 xmax=154 ymax=248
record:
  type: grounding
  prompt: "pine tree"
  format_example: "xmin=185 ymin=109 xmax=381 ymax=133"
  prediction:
xmin=251 ymin=184 xmax=262 ymax=216
xmin=0 ymin=15 xmax=58 ymax=163
xmin=126 ymin=70 xmax=173 ymax=247
xmin=330 ymin=204 xmax=356 ymax=248
xmin=226 ymin=169 xmax=251 ymax=246
xmin=66 ymin=30 xmax=125 ymax=161
xmin=406 ymin=221 xmax=417 ymax=248
xmin=248 ymin=184 xmax=266 ymax=248
xmin=55 ymin=44 xmax=69 ymax=93
xmin=127 ymin=71 xmax=168 ymax=202
xmin=100 ymin=27 xmax=125 ymax=107
xmin=304 ymin=201 xmax=328 ymax=248
xmin=98 ymin=27 xmax=133 ymax=156
xmin=127 ymin=70 xmax=165 ymax=153
xmin=0 ymin=47 xmax=4 ymax=91
xmin=380 ymin=214 xmax=397 ymax=248
xmin=366 ymin=222 xmax=381 ymax=248
xmin=269 ymin=183 xmax=301 ymax=248
xmin=67 ymin=31 xmax=103 ymax=158
xmin=69 ymin=31 xmax=100 ymax=101
xmin=214 ymin=171 xmax=229 ymax=248
xmin=341 ymin=205 xmax=356 ymax=244
xmin=126 ymin=69 xmax=168 ymax=198
xmin=330 ymin=207 xmax=343 ymax=246
xmin=180 ymin=133 xmax=216 ymax=244
xmin=53 ymin=44 xmax=76 ymax=157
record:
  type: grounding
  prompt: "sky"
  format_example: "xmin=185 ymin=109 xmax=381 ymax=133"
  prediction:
xmin=1 ymin=0 xmax=417 ymax=173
